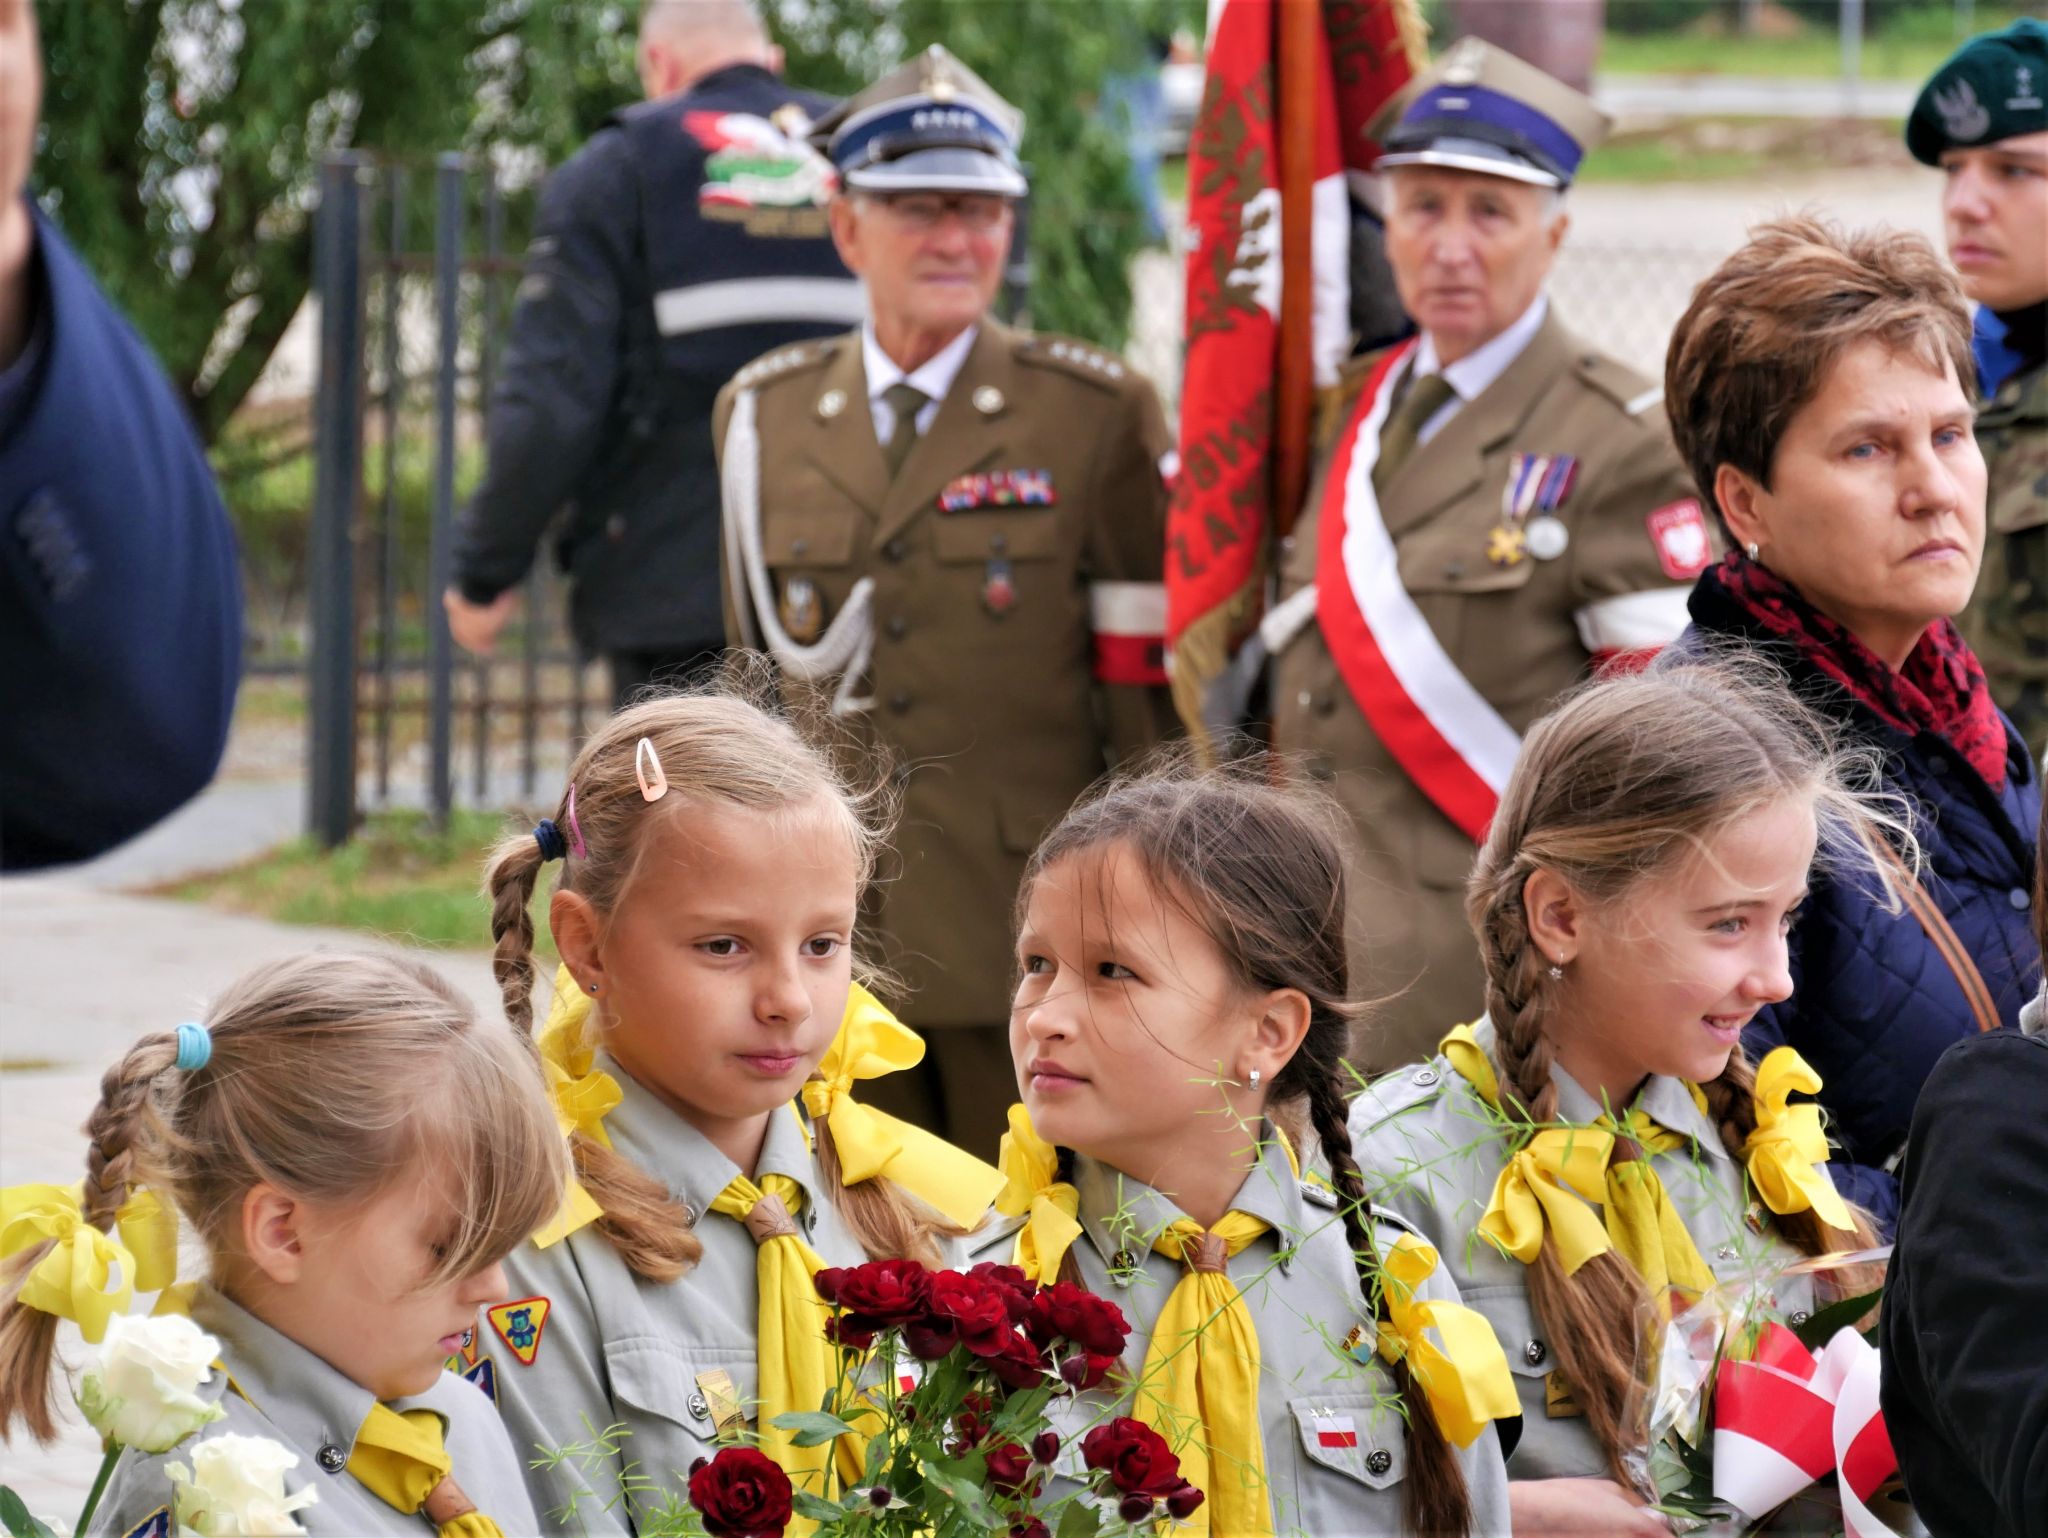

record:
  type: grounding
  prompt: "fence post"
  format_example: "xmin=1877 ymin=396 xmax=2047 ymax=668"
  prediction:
xmin=307 ymin=152 xmax=368 ymax=848
xmin=427 ymin=153 xmax=466 ymax=829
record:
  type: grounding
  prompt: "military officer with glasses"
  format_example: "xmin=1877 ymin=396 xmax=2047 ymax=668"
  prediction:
xmin=715 ymin=45 xmax=1177 ymax=1158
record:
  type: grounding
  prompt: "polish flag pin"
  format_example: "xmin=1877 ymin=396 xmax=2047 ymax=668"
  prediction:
xmin=1314 ymin=1412 xmax=1358 ymax=1449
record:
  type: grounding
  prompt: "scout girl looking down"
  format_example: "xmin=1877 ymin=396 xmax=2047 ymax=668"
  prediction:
xmin=0 ymin=952 xmax=565 ymax=1536
xmin=1351 ymin=663 xmax=1893 ymax=1537
xmin=481 ymin=684 xmax=1001 ymax=1533
xmin=978 ymin=763 xmax=1516 ymax=1537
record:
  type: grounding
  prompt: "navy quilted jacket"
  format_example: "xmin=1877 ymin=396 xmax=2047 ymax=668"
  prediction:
xmin=1666 ymin=581 xmax=2042 ymax=1236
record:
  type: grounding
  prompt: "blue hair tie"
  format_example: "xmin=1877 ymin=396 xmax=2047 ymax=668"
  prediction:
xmin=174 ymin=1022 xmax=212 ymax=1073
xmin=533 ymin=819 xmax=569 ymax=863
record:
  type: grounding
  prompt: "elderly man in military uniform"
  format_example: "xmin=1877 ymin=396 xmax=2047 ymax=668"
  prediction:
xmin=1910 ymin=17 xmax=2048 ymax=762
xmin=715 ymin=45 xmax=1176 ymax=1156
xmin=1270 ymin=39 xmax=1710 ymax=1071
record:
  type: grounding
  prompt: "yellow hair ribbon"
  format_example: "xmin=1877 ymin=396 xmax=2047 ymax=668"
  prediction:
xmin=799 ymin=985 xmax=1003 ymax=1228
xmin=0 ymin=1185 xmax=179 ymax=1341
xmin=529 ymin=967 xmax=620 ymax=1248
xmin=995 ymin=1103 xmax=1083 ymax=1285
xmin=1374 ymin=1234 xmax=1520 ymax=1447
xmin=1438 ymin=1023 xmax=1500 ymax=1108
xmin=1741 ymin=1047 xmax=1854 ymax=1233
xmin=1476 ymin=1129 xmax=1615 ymax=1274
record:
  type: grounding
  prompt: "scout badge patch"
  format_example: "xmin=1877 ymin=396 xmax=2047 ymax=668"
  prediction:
xmin=1490 ymin=454 xmax=1578 ymax=567
xmin=1646 ymin=497 xmax=1713 ymax=580
xmin=121 ymin=1510 xmax=171 ymax=1538
xmin=462 ymin=1356 xmax=498 ymax=1404
xmin=938 ymin=468 xmax=1057 ymax=512
xmin=486 ymin=1296 xmax=550 ymax=1367
xmin=779 ymin=576 xmax=824 ymax=644
xmin=694 ymin=1368 xmax=749 ymax=1438
xmin=442 ymin=1323 xmax=480 ymax=1373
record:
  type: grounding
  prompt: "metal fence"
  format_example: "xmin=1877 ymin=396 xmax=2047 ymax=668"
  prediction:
xmin=307 ymin=152 xmax=604 ymax=848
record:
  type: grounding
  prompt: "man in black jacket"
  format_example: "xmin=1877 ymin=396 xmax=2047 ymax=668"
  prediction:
xmin=446 ymin=0 xmax=862 ymax=705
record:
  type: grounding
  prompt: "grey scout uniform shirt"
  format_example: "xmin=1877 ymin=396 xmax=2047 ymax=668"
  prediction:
xmin=485 ymin=1056 xmax=970 ymax=1533
xmin=967 ymin=1132 xmax=1513 ymax=1537
xmin=91 ymin=1286 xmax=539 ymax=1538
xmin=1347 ymin=1017 xmax=1819 ymax=1480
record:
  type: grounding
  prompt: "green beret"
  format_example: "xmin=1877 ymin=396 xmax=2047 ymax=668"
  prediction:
xmin=1907 ymin=17 xmax=2048 ymax=165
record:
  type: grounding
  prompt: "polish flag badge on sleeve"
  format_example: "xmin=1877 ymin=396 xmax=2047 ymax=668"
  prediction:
xmin=1646 ymin=498 xmax=1714 ymax=581
xmin=1312 ymin=1411 xmax=1358 ymax=1449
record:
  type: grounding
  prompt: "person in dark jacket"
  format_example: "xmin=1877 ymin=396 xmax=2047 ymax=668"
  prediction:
xmin=445 ymin=0 xmax=862 ymax=707
xmin=1 ymin=0 xmax=242 ymax=870
xmin=1659 ymin=216 xmax=2042 ymax=1233
xmin=1881 ymin=796 xmax=2048 ymax=1538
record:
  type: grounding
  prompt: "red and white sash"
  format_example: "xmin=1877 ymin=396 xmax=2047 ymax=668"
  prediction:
xmin=1314 ymin=341 xmax=1521 ymax=842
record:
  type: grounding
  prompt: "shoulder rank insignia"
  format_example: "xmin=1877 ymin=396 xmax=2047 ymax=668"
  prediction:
xmin=462 ymin=1355 xmax=498 ymax=1403
xmin=938 ymin=468 xmax=1058 ymax=513
xmin=486 ymin=1296 xmax=551 ymax=1368
xmin=121 ymin=1509 xmax=171 ymax=1538
xmin=1646 ymin=497 xmax=1712 ymax=580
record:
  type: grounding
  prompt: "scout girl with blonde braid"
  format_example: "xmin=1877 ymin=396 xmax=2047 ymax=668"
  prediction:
xmin=0 ymin=952 xmax=565 ymax=1536
xmin=481 ymin=685 xmax=1003 ymax=1533
xmin=1351 ymin=663 xmax=1890 ymax=1536
xmin=974 ymin=763 xmax=1516 ymax=1537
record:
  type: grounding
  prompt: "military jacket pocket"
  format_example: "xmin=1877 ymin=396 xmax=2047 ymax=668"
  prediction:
xmin=933 ymin=508 xmax=1062 ymax=564
xmin=1397 ymin=535 xmax=1540 ymax=597
xmin=762 ymin=511 xmax=859 ymax=569
xmin=1285 ymin=1390 xmax=1408 ymax=1493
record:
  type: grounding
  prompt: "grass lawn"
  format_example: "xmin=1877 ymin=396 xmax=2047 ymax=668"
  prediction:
xmin=1598 ymin=9 xmax=2033 ymax=81
xmin=163 ymin=807 xmax=554 ymax=957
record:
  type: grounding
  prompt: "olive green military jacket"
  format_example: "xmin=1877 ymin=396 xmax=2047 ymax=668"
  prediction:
xmin=713 ymin=322 xmax=1178 ymax=1028
xmin=1966 ymin=356 xmax=2047 ymax=759
xmin=1347 ymin=1019 xmax=1820 ymax=1481
xmin=91 ymin=1286 xmax=540 ymax=1538
xmin=1270 ymin=313 xmax=1709 ymax=1072
xmin=966 ymin=1131 xmax=1514 ymax=1536
xmin=484 ymin=1060 xmax=970 ymax=1533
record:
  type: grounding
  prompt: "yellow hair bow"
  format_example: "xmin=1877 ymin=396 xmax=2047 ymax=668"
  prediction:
xmin=1476 ymin=1129 xmax=1615 ymax=1275
xmin=1374 ymin=1234 xmax=1520 ymax=1448
xmin=800 ymin=985 xmax=1003 ymax=1228
xmin=1741 ymin=1047 xmax=1854 ymax=1233
xmin=995 ymin=1103 xmax=1083 ymax=1285
xmin=528 ymin=967 xmax=620 ymax=1248
xmin=0 ymin=1184 xmax=178 ymax=1341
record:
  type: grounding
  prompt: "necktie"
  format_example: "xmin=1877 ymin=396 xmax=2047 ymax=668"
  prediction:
xmin=1132 ymin=1214 xmax=1275 ymax=1538
xmin=708 ymin=1172 xmax=864 ymax=1498
xmin=1372 ymin=369 xmax=1457 ymax=492
xmin=348 ymin=1403 xmax=504 ymax=1538
xmin=879 ymin=382 xmax=930 ymax=478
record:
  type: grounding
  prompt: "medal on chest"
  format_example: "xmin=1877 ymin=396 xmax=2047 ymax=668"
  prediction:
xmin=1489 ymin=453 xmax=1579 ymax=567
xmin=779 ymin=576 xmax=825 ymax=644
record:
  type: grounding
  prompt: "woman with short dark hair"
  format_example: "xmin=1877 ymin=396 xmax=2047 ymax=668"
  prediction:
xmin=1661 ymin=215 xmax=2041 ymax=1231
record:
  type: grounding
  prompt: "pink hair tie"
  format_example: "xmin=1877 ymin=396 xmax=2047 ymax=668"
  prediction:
xmin=564 ymin=781 xmax=588 ymax=860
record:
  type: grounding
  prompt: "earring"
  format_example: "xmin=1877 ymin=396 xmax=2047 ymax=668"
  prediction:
xmin=586 ymin=982 xmax=600 ymax=995
xmin=1247 ymin=1067 xmax=1262 ymax=1089
xmin=1744 ymin=541 xmax=1760 ymax=562
xmin=1547 ymin=955 xmax=1564 ymax=981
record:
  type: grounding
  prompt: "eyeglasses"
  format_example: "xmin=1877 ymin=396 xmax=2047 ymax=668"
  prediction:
xmin=872 ymin=193 xmax=1012 ymax=233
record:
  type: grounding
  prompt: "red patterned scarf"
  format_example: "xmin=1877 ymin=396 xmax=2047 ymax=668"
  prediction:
xmin=1706 ymin=553 xmax=2009 ymax=790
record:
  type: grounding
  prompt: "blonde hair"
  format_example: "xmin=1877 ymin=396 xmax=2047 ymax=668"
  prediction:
xmin=483 ymin=669 xmax=961 ymax=1279
xmin=1466 ymin=661 xmax=1899 ymax=1478
xmin=0 ymin=951 xmax=564 ymax=1445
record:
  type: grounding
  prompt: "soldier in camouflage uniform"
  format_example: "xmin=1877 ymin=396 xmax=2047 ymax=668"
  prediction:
xmin=1909 ymin=18 xmax=2048 ymax=760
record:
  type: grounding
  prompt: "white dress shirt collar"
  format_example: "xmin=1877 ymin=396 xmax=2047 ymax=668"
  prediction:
xmin=862 ymin=321 xmax=980 ymax=440
xmin=1412 ymin=293 xmax=1549 ymax=408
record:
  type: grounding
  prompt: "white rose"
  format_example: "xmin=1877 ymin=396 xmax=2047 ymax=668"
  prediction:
xmin=76 ymin=1313 xmax=227 ymax=1454
xmin=166 ymin=1433 xmax=319 ymax=1536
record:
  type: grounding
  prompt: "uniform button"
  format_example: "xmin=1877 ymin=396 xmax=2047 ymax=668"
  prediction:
xmin=1312 ymin=693 xmax=1336 ymax=717
xmin=316 ymin=1443 xmax=347 ymax=1474
xmin=1280 ymin=535 xmax=1297 ymax=557
xmin=1524 ymin=1339 xmax=1547 ymax=1367
xmin=790 ymin=537 xmax=809 ymax=558
xmin=1788 ymin=1310 xmax=1811 ymax=1328
xmin=885 ymin=615 xmax=909 ymax=640
xmin=1928 ymin=756 xmax=1948 ymax=775
xmin=990 ymin=533 xmax=1008 ymax=554
xmin=1443 ymin=562 xmax=1466 ymax=581
xmin=1111 ymin=1248 xmax=1139 ymax=1272
xmin=1296 ymin=690 xmax=1313 ymax=710
xmin=1366 ymin=1449 xmax=1393 ymax=1476
xmin=888 ymin=691 xmax=913 ymax=714
xmin=1717 ymin=1245 xmax=1736 ymax=1261
xmin=677 ymin=1203 xmax=696 ymax=1226
xmin=1411 ymin=1066 xmax=1438 ymax=1088
xmin=2010 ymin=888 xmax=2032 ymax=911
xmin=883 ymin=538 xmax=909 ymax=563
xmin=687 ymin=1391 xmax=711 ymax=1420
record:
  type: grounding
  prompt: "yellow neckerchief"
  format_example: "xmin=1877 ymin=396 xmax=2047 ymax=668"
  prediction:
xmin=1372 ymin=1233 xmax=1522 ymax=1447
xmin=349 ymin=1403 xmax=505 ymax=1538
xmin=1741 ymin=1047 xmax=1855 ymax=1233
xmin=531 ymin=968 xmax=998 ymax=1246
xmin=0 ymin=1185 xmax=177 ymax=1340
xmin=1443 ymin=1025 xmax=1716 ymax=1308
xmin=798 ymin=986 xmax=1003 ymax=1228
xmin=994 ymin=1102 xmax=1083 ymax=1284
xmin=706 ymin=1172 xmax=864 ymax=1505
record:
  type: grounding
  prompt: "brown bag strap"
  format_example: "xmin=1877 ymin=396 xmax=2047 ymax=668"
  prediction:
xmin=1867 ymin=836 xmax=2002 ymax=1034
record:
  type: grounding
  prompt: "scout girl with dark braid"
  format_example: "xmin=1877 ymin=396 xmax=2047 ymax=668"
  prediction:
xmin=1351 ymin=663 xmax=1891 ymax=1536
xmin=975 ymin=763 xmax=1516 ymax=1537
xmin=0 ymin=952 xmax=565 ymax=1535
xmin=480 ymin=682 xmax=1002 ymax=1533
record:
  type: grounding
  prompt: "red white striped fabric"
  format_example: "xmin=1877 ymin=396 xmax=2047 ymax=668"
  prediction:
xmin=1091 ymin=581 xmax=1169 ymax=687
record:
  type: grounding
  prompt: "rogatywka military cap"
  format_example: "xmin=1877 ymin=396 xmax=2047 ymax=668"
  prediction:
xmin=810 ymin=43 xmax=1027 ymax=198
xmin=1369 ymin=36 xmax=1612 ymax=189
xmin=1907 ymin=17 xmax=2048 ymax=165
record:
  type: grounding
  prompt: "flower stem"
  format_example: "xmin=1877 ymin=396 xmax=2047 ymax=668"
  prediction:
xmin=74 ymin=1444 xmax=120 ymax=1535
